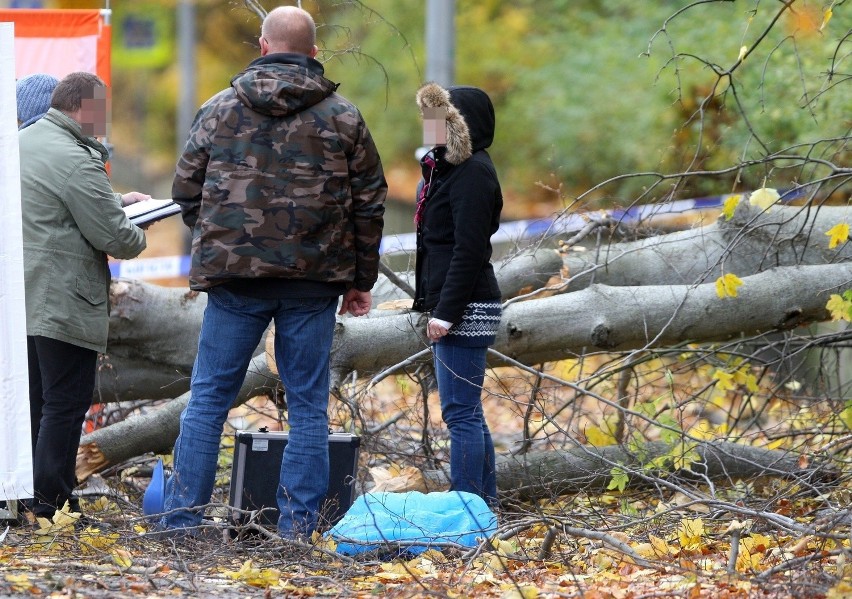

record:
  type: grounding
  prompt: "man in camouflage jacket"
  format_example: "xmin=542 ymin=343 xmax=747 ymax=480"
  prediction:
xmin=160 ymin=5 xmax=386 ymax=540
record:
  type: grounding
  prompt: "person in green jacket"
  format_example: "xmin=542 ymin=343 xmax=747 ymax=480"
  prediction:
xmin=19 ymin=71 xmax=148 ymax=523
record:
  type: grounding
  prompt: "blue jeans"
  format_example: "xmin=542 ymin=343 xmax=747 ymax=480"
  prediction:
xmin=161 ymin=287 xmax=337 ymax=537
xmin=433 ymin=342 xmax=497 ymax=507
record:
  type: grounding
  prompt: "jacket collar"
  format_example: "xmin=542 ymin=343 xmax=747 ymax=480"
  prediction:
xmin=249 ymin=52 xmax=325 ymax=77
xmin=42 ymin=108 xmax=110 ymax=163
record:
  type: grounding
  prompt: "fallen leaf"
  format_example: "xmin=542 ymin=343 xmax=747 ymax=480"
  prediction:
xmin=748 ymin=187 xmax=780 ymax=210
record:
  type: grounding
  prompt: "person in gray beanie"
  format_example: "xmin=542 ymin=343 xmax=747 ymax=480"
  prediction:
xmin=16 ymin=73 xmax=59 ymax=129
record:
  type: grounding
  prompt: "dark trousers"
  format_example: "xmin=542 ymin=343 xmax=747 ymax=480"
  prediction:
xmin=27 ymin=335 xmax=96 ymax=517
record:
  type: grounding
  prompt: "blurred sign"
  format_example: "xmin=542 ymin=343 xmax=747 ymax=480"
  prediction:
xmin=112 ymin=5 xmax=172 ymax=69
xmin=0 ymin=8 xmax=111 ymax=84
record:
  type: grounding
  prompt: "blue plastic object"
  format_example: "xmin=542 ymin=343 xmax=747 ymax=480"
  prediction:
xmin=142 ymin=458 xmax=165 ymax=517
xmin=328 ymin=491 xmax=497 ymax=556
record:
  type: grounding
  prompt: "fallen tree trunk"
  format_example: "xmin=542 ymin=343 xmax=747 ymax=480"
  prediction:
xmin=560 ymin=202 xmax=852 ymax=292
xmin=101 ymin=202 xmax=852 ymax=401
xmin=78 ymin=262 xmax=851 ymax=478
xmin=97 ymin=202 xmax=852 ymax=402
xmin=331 ymin=263 xmax=852 ymax=379
xmin=78 ymin=353 xmax=277 ymax=479
xmin=97 ymin=248 xmax=563 ymax=402
xmin=79 ymin=204 xmax=852 ymax=479
xmin=492 ymin=440 xmax=834 ymax=501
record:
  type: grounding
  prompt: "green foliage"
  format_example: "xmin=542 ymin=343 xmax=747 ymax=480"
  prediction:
xmin=607 ymin=466 xmax=629 ymax=492
xmin=108 ymin=1 xmax=850 ymax=209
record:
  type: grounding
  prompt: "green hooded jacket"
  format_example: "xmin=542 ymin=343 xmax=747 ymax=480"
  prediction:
xmin=19 ymin=108 xmax=146 ymax=353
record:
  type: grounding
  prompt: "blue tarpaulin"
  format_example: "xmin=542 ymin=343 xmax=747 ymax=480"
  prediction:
xmin=328 ymin=491 xmax=497 ymax=556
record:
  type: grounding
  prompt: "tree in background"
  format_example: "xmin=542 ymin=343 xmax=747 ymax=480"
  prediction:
xmin=102 ymin=1 xmax=848 ymax=213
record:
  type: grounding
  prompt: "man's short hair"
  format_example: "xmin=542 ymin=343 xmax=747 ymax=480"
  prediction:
xmin=50 ymin=72 xmax=106 ymax=114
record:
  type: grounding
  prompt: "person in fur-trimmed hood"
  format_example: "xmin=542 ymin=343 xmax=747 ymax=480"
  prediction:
xmin=413 ymin=82 xmax=503 ymax=508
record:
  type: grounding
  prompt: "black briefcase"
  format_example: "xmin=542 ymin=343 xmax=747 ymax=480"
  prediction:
xmin=228 ymin=429 xmax=360 ymax=529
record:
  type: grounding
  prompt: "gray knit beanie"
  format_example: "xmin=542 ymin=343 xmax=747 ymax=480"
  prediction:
xmin=16 ymin=73 xmax=59 ymax=129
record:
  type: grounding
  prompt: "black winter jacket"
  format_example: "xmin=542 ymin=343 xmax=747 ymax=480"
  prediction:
xmin=412 ymin=85 xmax=503 ymax=325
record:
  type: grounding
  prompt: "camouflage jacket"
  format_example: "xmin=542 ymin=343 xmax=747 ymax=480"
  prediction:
xmin=173 ymin=53 xmax=386 ymax=291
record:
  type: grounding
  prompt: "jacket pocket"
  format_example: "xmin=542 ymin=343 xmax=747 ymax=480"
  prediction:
xmin=75 ymin=276 xmax=107 ymax=306
xmin=425 ymin=248 xmax=453 ymax=301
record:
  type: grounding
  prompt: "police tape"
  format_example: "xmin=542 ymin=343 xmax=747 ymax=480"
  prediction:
xmin=107 ymin=192 xmax=773 ymax=281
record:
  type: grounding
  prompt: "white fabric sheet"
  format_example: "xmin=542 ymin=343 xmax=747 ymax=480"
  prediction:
xmin=0 ymin=23 xmax=34 ymax=501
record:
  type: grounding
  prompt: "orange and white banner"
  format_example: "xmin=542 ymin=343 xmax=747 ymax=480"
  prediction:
xmin=0 ymin=9 xmax=111 ymax=84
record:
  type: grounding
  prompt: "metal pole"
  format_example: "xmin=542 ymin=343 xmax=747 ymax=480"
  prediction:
xmin=176 ymin=0 xmax=196 ymax=154
xmin=425 ymin=0 xmax=455 ymax=87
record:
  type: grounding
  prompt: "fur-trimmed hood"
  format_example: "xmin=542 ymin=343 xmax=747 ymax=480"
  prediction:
xmin=417 ymin=83 xmax=495 ymax=167
xmin=416 ymin=82 xmax=471 ymax=164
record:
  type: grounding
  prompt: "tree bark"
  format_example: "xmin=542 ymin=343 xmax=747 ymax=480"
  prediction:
xmin=560 ymin=202 xmax=852 ymax=292
xmin=78 ymin=204 xmax=852 ymax=480
xmin=79 ymin=262 xmax=851 ymax=478
xmin=332 ymin=263 xmax=852 ymax=377
xmin=96 ymin=248 xmax=563 ymax=403
xmin=492 ymin=440 xmax=833 ymax=501
xmin=78 ymin=353 xmax=278 ymax=479
xmin=78 ymin=249 xmax=563 ymax=475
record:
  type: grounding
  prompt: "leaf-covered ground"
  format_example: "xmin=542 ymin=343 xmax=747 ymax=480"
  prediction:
xmin=3 ymin=484 xmax=850 ymax=598
xmin=4 ymin=357 xmax=852 ymax=598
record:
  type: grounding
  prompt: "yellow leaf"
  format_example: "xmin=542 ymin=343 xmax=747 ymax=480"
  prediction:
xmin=672 ymin=445 xmax=701 ymax=471
xmin=311 ymin=530 xmax=337 ymax=553
xmin=472 ymin=568 xmax=500 ymax=584
xmin=688 ymin=420 xmax=716 ymax=441
xmin=277 ymin=582 xmax=319 ymax=594
xmin=224 ymin=559 xmax=280 ymax=588
xmin=416 ymin=549 xmax=446 ymax=564
xmin=736 ymin=544 xmax=763 ymax=572
xmin=826 ymin=294 xmax=852 ymax=321
xmin=840 ymin=403 xmax=852 ymax=430
xmin=475 ymin=552 xmax=509 ymax=573
xmin=821 ymin=8 xmax=833 ymax=31
xmin=632 ymin=542 xmax=658 ymax=559
xmin=737 ymin=45 xmax=748 ymax=62
xmin=676 ymin=518 xmax=705 ymax=551
xmin=713 ymin=369 xmax=736 ymax=392
xmin=733 ymin=366 xmax=759 ymax=392
xmin=490 ymin=538 xmax=517 ymax=556
xmin=51 ymin=504 xmax=79 ymax=531
xmin=500 ymin=584 xmax=539 ymax=599
xmin=375 ymin=572 xmax=406 ymax=582
xmin=721 ymin=194 xmax=741 ymax=220
xmin=748 ymin=187 xmax=780 ymax=210
xmin=745 ymin=533 xmax=773 ymax=553
xmin=79 ymin=528 xmax=120 ymax=553
xmin=765 ymin=438 xmax=785 ymax=450
xmin=585 ymin=423 xmax=617 ymax=447
xmin=736 ymin=533 xmax=772 ymax=572
xmin=715 ymin=273 xmax=743 ymax=298
xmin=377 ymin=562 xmax=415 ymax=581
xmin=649 ymin=533 xmax=678 ymax=556
xmin=826 ymin=223 xmax=849 ymax=249
xmin=112 ymin=549 xmax=133 ymax=568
